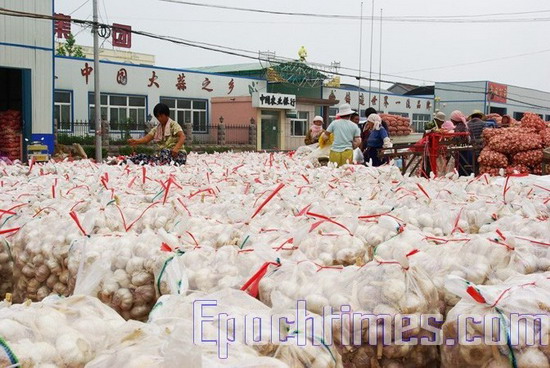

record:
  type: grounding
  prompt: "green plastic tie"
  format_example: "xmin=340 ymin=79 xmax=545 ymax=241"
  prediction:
xmin=239 ymin=235 xmax=250 ymax=249
xmin=156 ymin=256 xmax=175 ymax=295
xmin=0 ymin=336 xmax=19 ymax=366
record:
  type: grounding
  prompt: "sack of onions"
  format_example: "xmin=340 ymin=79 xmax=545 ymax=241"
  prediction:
xmin=478 ymin=148 xmax=508 ymax=168
xmin=513 ymin=150 xmax=544 ymax=167
xmin=521 ymin=112 xmax=547 ymax=133
xmin=0 ymin=237 xmax=13 ymax=299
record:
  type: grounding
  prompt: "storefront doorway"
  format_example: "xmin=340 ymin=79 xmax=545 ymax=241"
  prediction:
xmin=0 ymin=67 xmax=31 ymax=161
xmin=261 ymin=110 xmax=280 ymax=150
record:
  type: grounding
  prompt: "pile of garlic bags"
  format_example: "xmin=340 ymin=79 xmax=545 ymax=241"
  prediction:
xmin=0 ymin=152 xmax=549 ymax=367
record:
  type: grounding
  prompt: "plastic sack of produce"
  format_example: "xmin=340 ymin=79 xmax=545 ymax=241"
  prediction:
xmin=67 ymin=233 xmax=166 ymax=321
xmin=332 ymin=257 xmax=440 ymax=368
xmin=442 ymin=274 xmax=550 ymax=368
xmin=10 ymin=213 xmax=82 ymax=303
xmin=0 ymin=295 xmax=127 ymax=367
xmin=148 ymin=289 xmax=341 ymax=368
xmin=0 ymin=237 xmax=13 ymax=299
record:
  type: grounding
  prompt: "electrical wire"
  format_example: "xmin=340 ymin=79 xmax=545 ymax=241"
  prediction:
xmin=391 ymin=49 xmax=550 ymax=74
xmin=1 ymin=7 xmax=549 ymax=109
xmin=159 ymin=0 xmax=550 ymax=23
xmin=69 ymin=0 xmax=91 ymax=16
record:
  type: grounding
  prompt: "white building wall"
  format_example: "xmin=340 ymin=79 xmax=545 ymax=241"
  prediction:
xmin=55 ymin=56 xmax=267 ymax=123
xmin=435 ymin=81 xmax=550 ymax=120
xmin=323 ymin=87 xmax=434 ymax=117
xmin=435 ymin=81 xmax=487 ymax=118
xmin=0 ymin=0 xmax=54 ymax=135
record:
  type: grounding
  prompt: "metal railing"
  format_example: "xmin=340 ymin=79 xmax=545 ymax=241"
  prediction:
xmin=56 ymin=121 xmax=257 ymax=146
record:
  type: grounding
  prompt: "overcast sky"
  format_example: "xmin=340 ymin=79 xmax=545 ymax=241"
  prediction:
xmin=56 ymin=0 xmax=549 ymax=92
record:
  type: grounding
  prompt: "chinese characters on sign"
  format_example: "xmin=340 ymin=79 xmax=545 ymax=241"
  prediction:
xmin=371 ymin=96 xmax=377 ymax=106
xmin=384 ymin=96 xmax=389 ymax=108
xmin=228 ymin=79 xmax=235 ymax=95
xmin=81 ymin=63 xmax=93 ymax=85
xmin=112 ymin=23 xmax=132 ymax=48
xmin=54 ymin=13 xmax=71 ymax=39
xmin=328 ymin=90 xmax=336 ymax=101
xmin=202 ymin=78 xmax=213 ymax=92
xmin=116 ymin=68 xmax=128 ymax=85
xmin=148 ymin=71 xmax=159 ymax=88
xmin=426 ymin=101 xmax=432 ymax=110
xmin=417 ymin=100 xmax=421 ymax=109
xmin=406 ymin=99 xmax=411 ymax=109
xmin=253 ymin=93 xmax=297 ymax=110
xmin=488 ymin=82 xmax=508 ymax=103
xmin=359 ymin=93 xmax=365 ymax=106
xmin=345 ymin=92 xmax=351 ymax=104
xmin=176 ymin=73 xmax=187 ymax=91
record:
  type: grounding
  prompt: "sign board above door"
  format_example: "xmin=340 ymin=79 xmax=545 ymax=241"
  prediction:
xmin=252 ymin=92 xmax=297 ymax=110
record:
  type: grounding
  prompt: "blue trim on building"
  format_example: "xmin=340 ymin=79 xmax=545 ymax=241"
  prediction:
xmin=55 ymin=55 xmax=265 ymax=81
xmin=484 ymin=81 xmax=488 ymax=114
xmin=21 ymin=69 xmax=33 ymax=160
xmin=52 ymin=0 xmax=56 ymax=145
xmin=0 ymin=41 xmax=53 ymax=52
xmin=439 ymin=100 xmax=486 ymax=103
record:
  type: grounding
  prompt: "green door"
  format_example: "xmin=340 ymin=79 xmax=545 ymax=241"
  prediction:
xmin=261 ymin=110 xmax=280 ymax=150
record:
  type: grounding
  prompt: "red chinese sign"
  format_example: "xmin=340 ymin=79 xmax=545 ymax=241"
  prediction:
xmin=54 ymin=13 xmax=71 ymax=39
xmin=228 ymin=78 xmax=235 ymax=94
xmin=176 ymin=73 xmax=187 ymax=91
xmin=112 ymin=23 xmax=132 ymax=48
xmin=202 ymin=78 xmax=213 ymax=92
xmin=148 ymin=71 xmax=159 ymax=88
xmin=345 ymin=92 xmax=351 ymax=104
xmin=81 ymin=62 xmax=93 ymax=85
xmin=488 ymin=82 xmax=507 ymax=103
xmin=116 ymin=68 xmax=128 ymax=85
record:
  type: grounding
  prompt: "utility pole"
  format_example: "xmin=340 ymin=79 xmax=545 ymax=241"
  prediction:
xmin=357 ymin=1 xmax=364 ymax=113
xmin=368 ymin=0 xmax=375 ymax=106
xmin=378 ymin=8 xmax=383 ymax=112
xmin=93 ymin=0 xmax=102 ymax=162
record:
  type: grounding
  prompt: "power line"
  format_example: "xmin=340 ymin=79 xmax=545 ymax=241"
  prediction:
xmin=159 ymin=0 xmax=550 ymax=23
xmin=2 ymin=7 xmax=549 ymax=109
xmin=391 ymin=49 xmax=550 ymax=74
xmin=69 ymin=0 xmax=90 ymax=15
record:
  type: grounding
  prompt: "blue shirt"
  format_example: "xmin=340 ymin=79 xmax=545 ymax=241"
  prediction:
xmin=367 ymin=128 xmax=389 ymax=148
xmin=326 ymin=119 xmax=361 ymax=152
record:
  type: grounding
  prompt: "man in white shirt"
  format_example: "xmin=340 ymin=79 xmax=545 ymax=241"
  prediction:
xmin=322 ymin=104 xmax=362 ymax=167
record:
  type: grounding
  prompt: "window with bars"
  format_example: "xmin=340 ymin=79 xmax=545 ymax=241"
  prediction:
xmin=412 ymin=113 xmax=431 ymax=133
xmin=89 ymin=93 xmax=146 ymax=131
xmin=160 ymin=97 xmax=208 ymax=133
xmin=290 ymin=111 xmax=309 ymax=136
xmin=54 ymin=90 xmax=72 ymax=131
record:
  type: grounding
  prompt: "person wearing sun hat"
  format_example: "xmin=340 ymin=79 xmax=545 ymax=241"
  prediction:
xmin=304 ymin=115 xmax=325 ymax=145
xmin=466 ymin=109 xmax=486 ymax=143
xmin=322 ymin=103 xmax=361 ymax=167
xmin=424 ymin=111 xmax=446 ymax=133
